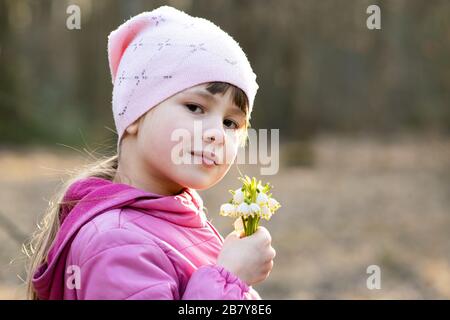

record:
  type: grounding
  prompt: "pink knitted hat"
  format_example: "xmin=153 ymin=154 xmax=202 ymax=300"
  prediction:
xmin=107 ymin=5 xmax=259 ymax=149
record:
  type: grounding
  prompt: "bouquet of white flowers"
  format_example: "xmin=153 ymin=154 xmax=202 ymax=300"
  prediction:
xmin=219 ymin=175 xmax=281 ymax=236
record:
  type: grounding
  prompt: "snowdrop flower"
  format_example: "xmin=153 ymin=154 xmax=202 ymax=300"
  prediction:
xmin=256 ymin=192 xmax=269 ymax=207
xmin=236 ymin=202 xmax=250 ymax=217
xmin=233 ymin=188 xmax=245 ymax=205
xmin=268 ymin=197 xmax=281 ymax=212
xmin=220 ymin=175 xmax=281 ymax=236
xmin=249 ymin=203 xmax=261 ymax=217
xmin=220 ymin=203 xmax=236 ymax=217
xmin=261 ymin=205 xmax=272 ymax=220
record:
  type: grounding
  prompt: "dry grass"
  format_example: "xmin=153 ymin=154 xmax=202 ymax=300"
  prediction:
xmin=0 ymin=134 xmax=449 ymax=299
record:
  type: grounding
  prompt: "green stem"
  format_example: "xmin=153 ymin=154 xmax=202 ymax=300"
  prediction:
xmin=245 ymin=218 xmax=250 ymax=237
xmin=242 ymin=216 xmax=248 ymax=236
xmin=246 ymin=215 xmax=259 ymax=236
xmin=246 ymin=217 xmax=252 ymax=236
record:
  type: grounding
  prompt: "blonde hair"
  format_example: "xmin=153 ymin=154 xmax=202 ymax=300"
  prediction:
xmin=23 ymin=154 xmax=119 ymax=299
xmin=23 ymin=81 xmax=250 ymax=299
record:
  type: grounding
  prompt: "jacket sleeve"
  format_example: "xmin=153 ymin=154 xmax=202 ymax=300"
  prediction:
xmin=73 ymin=228 xmax=180 ymax=299
xmin=71 ymin=227 xmax=260 ymax=300
xmin=181 ymin=264 xmax=261 ymax=300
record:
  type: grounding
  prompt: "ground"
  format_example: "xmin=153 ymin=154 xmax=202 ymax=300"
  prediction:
xmin=0 ymin=133 xmax=448 ymax=299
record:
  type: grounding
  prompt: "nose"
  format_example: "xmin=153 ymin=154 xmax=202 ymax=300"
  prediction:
xmin=203 ymin=127 xmax=224 ymax=145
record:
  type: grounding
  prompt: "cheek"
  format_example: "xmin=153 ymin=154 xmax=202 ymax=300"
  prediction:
xmin=223 ymin=131 xmax=240 ymax=164
xmin=138 ymin=119 xmax=179 ymax=164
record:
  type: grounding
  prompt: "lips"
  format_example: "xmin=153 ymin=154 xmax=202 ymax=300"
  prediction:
xmin=190 ymin=150 xmax=218 ymax=166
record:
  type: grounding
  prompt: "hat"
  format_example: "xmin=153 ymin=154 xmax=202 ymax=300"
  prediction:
xmin=107 ymin=5 xmax=259 ymax=149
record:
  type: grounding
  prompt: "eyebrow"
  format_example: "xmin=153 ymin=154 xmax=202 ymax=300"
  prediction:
xmin=183 ymin=89 xmax=218 ymax=103
xmin=183 ymin=89 xmax=246 ymax=117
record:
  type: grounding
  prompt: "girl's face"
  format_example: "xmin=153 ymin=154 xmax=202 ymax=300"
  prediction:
xmin=117 ymin=83 xmax=248 ymax=195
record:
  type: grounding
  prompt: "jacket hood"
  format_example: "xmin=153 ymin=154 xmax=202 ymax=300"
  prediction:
xmin=32 ymin=176 xmax=207 ymax=299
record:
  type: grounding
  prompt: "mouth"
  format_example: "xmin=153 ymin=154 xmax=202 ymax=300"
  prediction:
xmin=190 ymin=150 xmax=218 ymax=166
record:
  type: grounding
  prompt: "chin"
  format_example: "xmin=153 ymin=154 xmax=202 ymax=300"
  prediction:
xmin=181 ymin=178 xmax=215 ymax=190
xmin=174 ymin=170 xmax=221 ymax=190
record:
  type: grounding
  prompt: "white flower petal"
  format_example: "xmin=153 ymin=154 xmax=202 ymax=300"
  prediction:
xmin=220 ymin=203 xmax=236 ymax=217
xmin=261 ymin=205 xmax=272 ymax=220
xmin=256 ymin=192 xmax=269 ymax=206
xmin=236 ymin=202 xmax=250 ymax=217
xmin=268 ymin=197 xmax=281 ymax=212
xmin=249 ymin=203 xmax=261 ymax=217
xmin=233 ymin=189 xmax=245 ymax=205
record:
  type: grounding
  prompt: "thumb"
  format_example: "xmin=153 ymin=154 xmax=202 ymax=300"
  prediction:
xmin=224 ymin=230 xmax=244 ymax=242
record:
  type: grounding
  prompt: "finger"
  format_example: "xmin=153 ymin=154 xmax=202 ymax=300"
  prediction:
xmin=255 ymin=226 xmax=272 ymax=244
xmin=264 ymin=250 xmax=276 ymax=263
xmin=224 ymin=231 xmax=240 ymax=241
xmin=267 ymin=260 xmax=274 ymax=272
xmin=271 ymin=247 xmax=276 ymax=259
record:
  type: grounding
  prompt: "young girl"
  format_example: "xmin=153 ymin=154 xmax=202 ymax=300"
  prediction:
xmin=25 ymin=5 xmax=276 ymax=300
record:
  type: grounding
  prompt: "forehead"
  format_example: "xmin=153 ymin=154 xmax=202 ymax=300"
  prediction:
xmin=180 ymin=84 xmax=224 ymax=102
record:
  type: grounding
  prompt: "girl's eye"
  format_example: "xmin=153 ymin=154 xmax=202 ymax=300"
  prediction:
xmin=185 ymin=103 xmax=241 ymax=129
xmin=224 ymin=119 xmax=239 ymax=129
xmin=184 ymin=103 xmax=203 ymax=113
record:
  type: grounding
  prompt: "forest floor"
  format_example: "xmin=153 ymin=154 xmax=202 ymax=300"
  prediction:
xmin=0 ymin=133 xmax=449 ymax=299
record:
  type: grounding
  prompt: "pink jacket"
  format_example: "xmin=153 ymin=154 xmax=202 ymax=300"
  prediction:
xmin=32 ymin=177 xmax=261 ymax=300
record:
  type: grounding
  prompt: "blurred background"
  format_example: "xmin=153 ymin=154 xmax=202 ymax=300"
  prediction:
xmin=0 ymin=0 xmax=449 ymax=299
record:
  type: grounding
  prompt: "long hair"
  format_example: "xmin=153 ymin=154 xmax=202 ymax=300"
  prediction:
xmin=23 ymin=154 xmax=119 ymax=299
xmin=23 ymin=82 xmax=249 ymax=299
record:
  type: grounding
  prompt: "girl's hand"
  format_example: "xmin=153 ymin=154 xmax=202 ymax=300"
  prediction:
xmin=216 ymin=226 xmax=276 ymax=286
